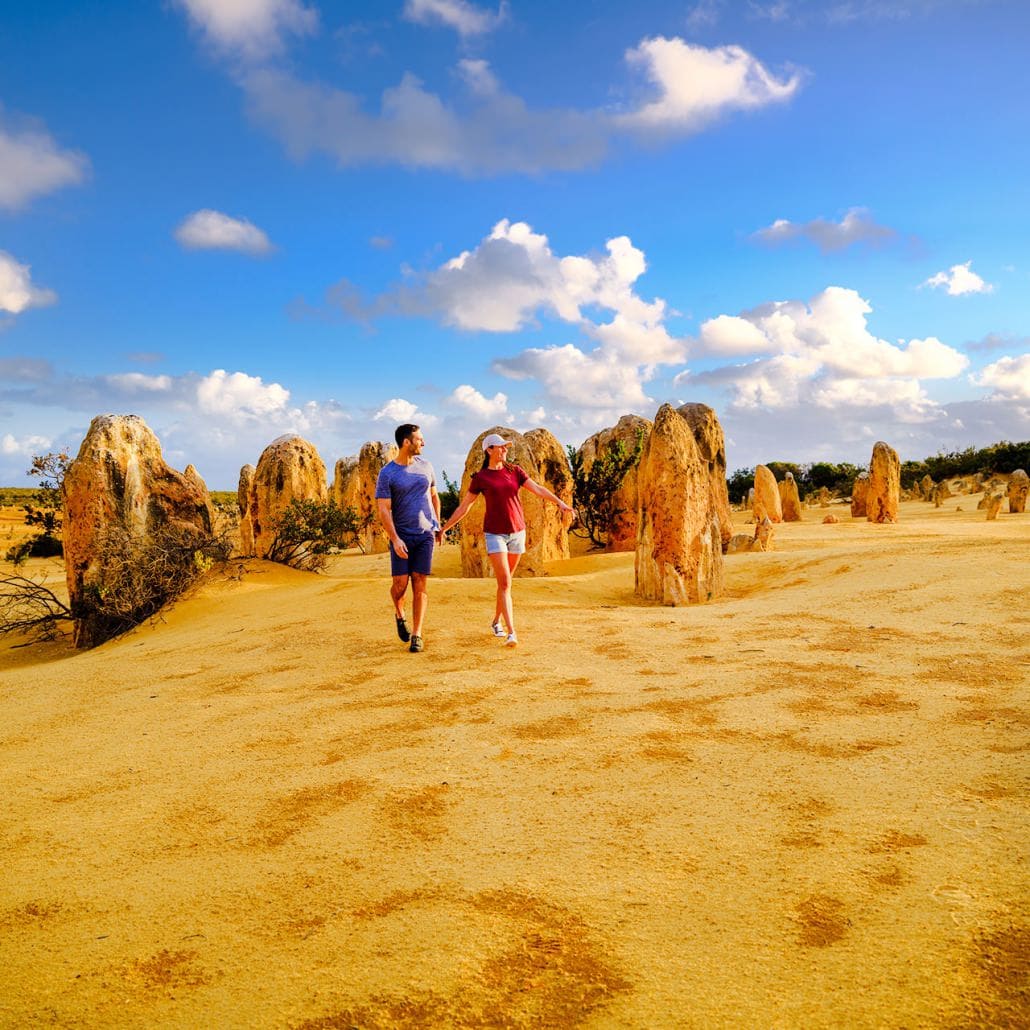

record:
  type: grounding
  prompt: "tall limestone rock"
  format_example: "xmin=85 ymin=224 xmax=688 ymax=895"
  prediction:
xmin=61 ymin=414 xmax=215 ymax=648
xmin=851 ymin=472 xmax=870 ymax=517
xmin=457 ymin=426 xmax=572 ymax=578
xmin=237 ymin=464 xmax=256 ymax=556
xmin=332 ymin=442 xmax=398 ymax=553
xmin=866 ymin=441 xmax=900 ymax=524
xmin=752 ymin=465 xmax=783 ymax=524
xmin=635 ymin=404 xmax=724 ymax=606
xmin=985 ymin=494 xmax=1003 ymax=521
xmin=677 ymin=403 xmax=733 ymax=551
xmin=576 ymin=414 xmax=651 ymax=551
xmin=1007 ymin=469 xmax=1029 ymax=514
xmin=778 ymin=471 xmax=804 ymax=522
xmin=920 ymin=474 xmax=935 ymax=500
xmin=246 ymin=435 xmax=328 ymax=559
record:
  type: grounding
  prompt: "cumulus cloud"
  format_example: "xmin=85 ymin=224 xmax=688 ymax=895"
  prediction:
xmin=972 ymin=353 xmax=1030 ymax=400
xmin=0 ymin=107 xmax=89 ymax=211
xmin=174 ymin=0 xmax=317 ymax=60
xmin=1 ymin=431 xmax=52 ymax=457
xmin=681 ymin=286 xmax=969 ymax=422
xmin=616 ymin=38 xmax=801 ymax=133
xmin=174 ymin=209 xmax=275 ymax=255
xmin=197 ymin=369 xmax=290 ymax=418
xmin=923 ymin=261 xmax=993 ymax=296
xmin=0 ymin=250 xmax=57 ymax=315
xmin=105 ymin=372 xmax=174 ymax=393
xmin=446 ymin=384 xmax=508 ymax=418
xmin=372 ymin=397 xmax=439 ymax=426
xmin=403 ymin=0 xmax=508 ymax=37
xmin=752 ymin=208 xmax=897 ymax=252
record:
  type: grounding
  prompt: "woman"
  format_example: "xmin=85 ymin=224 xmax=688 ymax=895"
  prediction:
xmin=438 ymin=433 xmax=575 ymax=648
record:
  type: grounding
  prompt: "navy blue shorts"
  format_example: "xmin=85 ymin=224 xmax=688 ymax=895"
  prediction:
xmin=389 ymin=532 xmax=435 ymax=577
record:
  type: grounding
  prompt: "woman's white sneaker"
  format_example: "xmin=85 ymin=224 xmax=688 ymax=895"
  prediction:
xmin=505 ymin=632 xmax=518 ymax=648
xmin=491 ymin=621 xmax=506 ymax=638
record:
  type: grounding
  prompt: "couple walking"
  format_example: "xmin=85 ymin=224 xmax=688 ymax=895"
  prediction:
xmin=374 ymin=423 xmax=575 ymax=652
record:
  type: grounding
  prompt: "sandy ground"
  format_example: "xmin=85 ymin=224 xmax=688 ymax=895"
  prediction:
xmin=1 ymin=498 xmax=1028 ymax=1028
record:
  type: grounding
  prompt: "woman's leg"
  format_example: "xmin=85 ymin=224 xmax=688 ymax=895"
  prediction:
xmin=488 ymin=550 xmax=516 ymax=634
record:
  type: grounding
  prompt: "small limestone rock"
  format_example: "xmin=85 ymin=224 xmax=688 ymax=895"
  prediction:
xmin=752 ymin=465 xmax=783 ymax=524
xmin=779 ymin=472 xmax=804 ymax=522
xmin=822 ymin=514 xmax=840 ymax=524
xmin=985 ymin=494 xmax=1002 ymax=520
xmin=851 ymin=473 xmax=869 ymax=518
xmin=1007 ymin=469 xmax=1028 ymax=514
xmin=866 ymin=441 xmax=900 ymax=524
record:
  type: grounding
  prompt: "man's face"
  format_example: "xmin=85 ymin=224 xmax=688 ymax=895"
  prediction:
xmin=408 ymin=430 xmax=425 ymax=454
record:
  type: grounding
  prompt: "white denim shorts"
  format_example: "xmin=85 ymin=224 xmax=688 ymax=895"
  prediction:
xmin=484 ymin=530 xmax=526 ymax=555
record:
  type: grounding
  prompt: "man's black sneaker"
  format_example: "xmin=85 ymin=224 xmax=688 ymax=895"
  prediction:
xmin=396 ymin=616 xmax=411 ymax=642
xmin=409 ymin=634 xmax=424 ymax=653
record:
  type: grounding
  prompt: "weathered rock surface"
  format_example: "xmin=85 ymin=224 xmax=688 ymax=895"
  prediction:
xmin=245 ymin=435 xmax=328 ymax=559
xmin=332 ymin=442 xmax=398 ymax=553
xmin=237 ymin=464 xmax=255 ymax=555
xmin=752 ymin=465 xmax=783 ymax=524
xmin=851 ymin=473 xmax=869 ymax=518
xmin=457 ymin=426 xmax=572 ymax=578
xmin=778 ymin=471 xmax=803 ymax=522
xmin=677 ymin=404 xmax=733 ymax=551
xmin=1007 ymin=469 xmax=1028 ymax=514
xmin=576 ymin=414 xmax=651 ymax=551
xmin=822 ymin=514 xmax=840 ymax=524
xmin=754 ymin=516 xmax=774 ymax=551
xmin=866 ymin=442 xmax=900 ymax=524
xmin=920 ymin=474 xmax=935 ymax=500
xmin=635 ymin=404 xmax=724 ymax=605
xmin=985 ymin=494 xmax=1002 ymax=520
xmin=62 ymin=414 xmax=215 ymax=648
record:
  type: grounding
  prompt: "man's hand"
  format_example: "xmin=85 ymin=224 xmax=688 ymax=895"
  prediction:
xmin=392 ymin=537 xmax=409 ymax=558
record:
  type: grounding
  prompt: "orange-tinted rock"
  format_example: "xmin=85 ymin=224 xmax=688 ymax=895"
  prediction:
xmin=920 ymin=474 xmax=935 ymax=500
xmin=635 ymin=404 xmax=724 ymax=605
xmin=1007 ymin=469 xmax=1028 ymax=514
xmin=823 ymin=514 xmax=840 ymax=524
xmin=248 ymin=435 xmax=328 ymax=559
xmin=752 ymin=465 xmax=783 ymax=524
xmin=61 ymin=414 xmax=215 ymax=648
xmin=576 ymin=414 xmax=651 ymax=551
xmin=333 ymin=442 xmax=397 ymax=554
xmin=985 ymin=494 xmax=1002 ymax=520
xmin=866 ymin=441 xmax=900 ymax=524
xmin=237 ymin=464 xmax=256 ymax=556
xmin=677 ymin=404 xmax=733 ymax=551
xmin=851 ymin=472 xmax=869 ymax=517
xmin=457 ymin=426 xmax=571 ymax=578
xmin=778 ymin=471 xmax=803 ymax=522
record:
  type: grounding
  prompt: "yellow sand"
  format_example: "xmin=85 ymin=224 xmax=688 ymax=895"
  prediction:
xmin=1 ymin=498 xmax=1028 ymax=1028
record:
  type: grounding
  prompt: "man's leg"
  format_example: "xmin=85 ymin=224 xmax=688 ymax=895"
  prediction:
xmin=390 ymin=574 xmax=410 ymax=618
xmin=410 ymin=573 xmax=429 ymax=636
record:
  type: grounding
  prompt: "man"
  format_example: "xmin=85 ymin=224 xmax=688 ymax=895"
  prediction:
xmin=374 ymin=424 xmax=440 ymax=653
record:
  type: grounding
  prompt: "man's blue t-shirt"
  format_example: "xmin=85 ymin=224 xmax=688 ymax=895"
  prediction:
xmin=374 ymin=458 xmax=439 ymax=537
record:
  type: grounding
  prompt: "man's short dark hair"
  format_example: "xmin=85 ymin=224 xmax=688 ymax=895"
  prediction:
xmin=395 ymin=423 xmax=419 ymax=448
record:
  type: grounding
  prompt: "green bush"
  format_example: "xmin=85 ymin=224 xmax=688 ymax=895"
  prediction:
xmin=567 ymin=431 xmax=644 ymax=548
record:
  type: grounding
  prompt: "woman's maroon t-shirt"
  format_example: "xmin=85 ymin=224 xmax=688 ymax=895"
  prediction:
xmin=469 ymin=464 xmax=529 ymax=534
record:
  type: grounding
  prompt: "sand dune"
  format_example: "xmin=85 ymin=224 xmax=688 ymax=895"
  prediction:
xmin=1 ymin=499 xmax=1028 ymax=1027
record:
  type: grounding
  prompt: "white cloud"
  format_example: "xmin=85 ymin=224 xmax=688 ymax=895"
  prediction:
xmin=372 ymin=397 xmax=438 ymax=426
xmin=104 ymin=373 xmax=174 ymax=393
xmin=174 ymin=209 xmax=274 ymax=255
xmin=403 ymin=0 xmax=507 ymax=37
xmin=616 ymin=37 xmax=801 ymax=133
xmin=752 ymin=207 xmax=897 ymax=252
xmin=175 ymin=0 xmax=317 ymax=60
xmin=972 ymin=353 xmax=1030 ymax=400
xmin=0 ymin=108 xmax=89 ymax=211
xmin=196 ymin=369 xmax=290 ymax=417
xmin=1 ymin=431 xmax=52 ymax=457
xmin=446 ymin=384 xmax=509 ymax=418
xmin=923 ymin=260 xmax=993 ymax=296
xmin=0 ymin=250 xmax=57 ymax=315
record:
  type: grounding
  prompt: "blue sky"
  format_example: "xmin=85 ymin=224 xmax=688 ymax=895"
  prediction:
xmin=1 ymin=0 xmax=1028 ymax=487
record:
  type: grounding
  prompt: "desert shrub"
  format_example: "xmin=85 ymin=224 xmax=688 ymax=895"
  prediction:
xmin=568 ymin=431 xmax=644 ymax=548
xmin=27 ymin=451 xmax=70 ymax=508
xmin=71 ymin=521 xmax=232 ymax=647
xmin=0 ymin=574 xmax=73 ymax=643
xmin=439 ymin=470 xmax=461 ymax=522
xmin=265 ymin=498 xmax=352 ymax=572
xmin=727 ymin=468 xmax=754 ymax=504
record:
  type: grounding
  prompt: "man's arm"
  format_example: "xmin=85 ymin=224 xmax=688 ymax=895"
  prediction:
xmin=376 ymin=497 xmax=408 ymax=558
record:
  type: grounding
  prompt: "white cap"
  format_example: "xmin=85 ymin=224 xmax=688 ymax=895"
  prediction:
xmin=482 ymin=432 xmax=509 ymax=451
